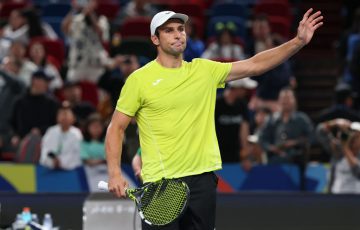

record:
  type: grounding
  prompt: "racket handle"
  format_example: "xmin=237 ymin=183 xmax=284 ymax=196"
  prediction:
xmin=98 ymin=181 xmax=109 ymax=191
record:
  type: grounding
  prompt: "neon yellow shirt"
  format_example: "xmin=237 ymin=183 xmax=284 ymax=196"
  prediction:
xmin=116 ymin=58 xmax=232 ymax=182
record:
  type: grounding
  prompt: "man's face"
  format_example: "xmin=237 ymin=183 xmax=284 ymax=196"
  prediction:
xmin=279 ymin=90 xmax=296 ymax=112
xmin=252 ymin=19 xmax=271 ymax=40
xmin=152 ymin=19 xmax=187 ymax=57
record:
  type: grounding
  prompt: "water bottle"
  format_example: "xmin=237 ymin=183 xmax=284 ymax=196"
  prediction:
xmin=12 ymin=214 xmax=26 ymax=230
xmin=31 ymin=213 xmax=39 ymax=224
xmin=21 ymin=207 xmax=32 ymax=223
xmin=42 ymin=213 xmax=53 ymax=230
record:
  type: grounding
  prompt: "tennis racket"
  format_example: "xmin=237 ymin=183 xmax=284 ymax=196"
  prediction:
xmin=98 ymin=178 xmax=190 ymax=226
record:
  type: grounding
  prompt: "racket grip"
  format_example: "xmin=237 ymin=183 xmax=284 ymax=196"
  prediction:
xmin=98 ymin=181 xmax=109 ymax=191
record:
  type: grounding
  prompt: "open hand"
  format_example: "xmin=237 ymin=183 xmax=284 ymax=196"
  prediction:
xmin=297 ymin=8 xmax=324 ymax=45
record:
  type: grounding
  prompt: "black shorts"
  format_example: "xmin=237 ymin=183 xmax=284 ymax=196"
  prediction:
xmin=142 ymin=171 xmax=218 ymax=230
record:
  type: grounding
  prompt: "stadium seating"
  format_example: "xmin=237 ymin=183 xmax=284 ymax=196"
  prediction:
xmin=0 ymin=1 xmax=28 ymax=19
xmin=41 ymin=3 xmax=71 ymax=17
xmin=254 ymin=0 xmax=293 ymax=23
xmin=96 ymin=1 xmax=120 ymax=21
xmin=268 ymin=15 xmax=292 ymax=39
xmin=210 ymin=2 xmax=249 ymax=19
xmin=120 ymin=17 xmax=151 ymax=38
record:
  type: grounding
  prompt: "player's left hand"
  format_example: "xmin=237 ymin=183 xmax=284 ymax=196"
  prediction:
xmin=297 ymin=8 xmax=324 ymax=45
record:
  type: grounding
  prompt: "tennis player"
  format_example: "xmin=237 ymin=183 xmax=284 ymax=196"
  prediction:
xmin=106 ymin=9 xmax=323 ymax=229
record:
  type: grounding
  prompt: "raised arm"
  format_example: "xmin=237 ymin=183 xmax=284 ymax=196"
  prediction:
xmin=106 ymin=110 xmax=132 ymax=197
xmin=226 ymin=8 xmax=324 ymax=82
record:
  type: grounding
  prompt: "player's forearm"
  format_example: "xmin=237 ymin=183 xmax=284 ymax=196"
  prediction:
xmin=250 ymin=37 xmax=305 ymax=76
xmin=105 ymin=123 xmax=124 ymax=177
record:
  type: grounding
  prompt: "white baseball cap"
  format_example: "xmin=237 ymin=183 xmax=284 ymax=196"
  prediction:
xmin=150 ymin=11 xmax=189 ymax=36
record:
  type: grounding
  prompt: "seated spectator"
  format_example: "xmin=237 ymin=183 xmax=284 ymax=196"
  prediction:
xmin=247 ymin=106 xmax=273 ymax=164
xmin=40 ymin=101 xmax=83 ymax=170
xmin=3 ymin=8 xmax=58 ymax=45
xmin=62 ymin=0 xmax=116 ymax=83
xmin=258 ymin=87 xmax=313 ymax=190
xmin=98 ymin=54 xmax=140 ymax=108
xmin=8 ymin=41 xmax=38 ymax=86
xmin=247 ymin=14 xmax=295 ymax=112
xmin=202 ymin=21 xmax=245 ymax=61
xmin=80 ymin=113 xmax=106 ymax=166
xmin=62 ymin=81 xmax=96 ymax=129
xmin=28 ymin=41 xmax=63 ymax=91
xmin=0 ymin=20 xmax=11 ymax=61
xmin=337 ymin=7 xmax=360 ymax=76
xmin=113 ymin=0 xmax=157 ymax=27
xmin=259 ymin=87 xmax=313 ymax=164
xmin=183 ymin=18 xmax=205 ymax=62
xmin=316 ymin=118 xmax=360 ymax=193
xmin=215 ymin=78 xmax=257 ymax=170
xmin=132 ymin=147 xmax=142 ymax=182
xmin=0 ymin=58 xmax=25 ymax=160
xmin=315 ymin=83 xmax=360 ymax=124
xmin=11 ymin=70 xmax=58 ymax=143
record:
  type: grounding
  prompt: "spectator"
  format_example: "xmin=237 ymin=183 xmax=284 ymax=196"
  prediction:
xmin=202 ymin=21 xmax=245 ymax=61
xmin=28 ymin=41 xmax=63 ymax=91
xmin=11 ymin=70 xmax=58 ymax=141
xmin=259 ymin=87 xmax=313 ymax=164
xmin=258 ymin=87 xmax=313 ymax=189
xmin=3 ymin=8 xmax=58 ymax=44
xmin=0 ymin=57 xmax=25 ymax=159
xmin=132 ymin=147 xmax=142 ymax=182
xmin=316 ymin=118 xmax=360 ymax=193
xmin=62 ymin=81 xmax=96 ymax=129
xmin=7 ymin=41 xmax=37 ymax=87
xmin=247 ymin=15 xmax=295 ymax=112
xmin=315 ymin=83 xmax=360 ymax=124
xmin=183 ymin=18 xmax=205 ymax=62
xmin=0 ymin=20 xmax=11 ymax=61
xmin=80 ymin=113 xmax=106 ymax=166
xmin=247 ymin=106 xmax=273 ymax=164
xmin=113 ymin=0 xmax=157 ymax=27
xmin=62 ymin=0 xmax=114 ymax=83
xmin=98 ymin=54 xmax=140 ymax=108
xmin=337 ymin=7 xmax=360 ymax=75
xmin=215 ymin=78 xmax=257 ymax=170
xmin=40 ymin=101 xmax=83 ymax=170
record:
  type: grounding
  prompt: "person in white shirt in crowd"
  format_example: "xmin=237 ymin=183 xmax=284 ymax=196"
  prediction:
xmin=202 ymin=21 xmax=245 ymax=61
xmin=3 ymin=8 xmax=58 ymax=45
xmin=62 ymin=0 xmax=117 ymax=83
xmin=28 ymin=41 xmax=63 ymax=91
xmin=40 ymin=101 xmax=83 ymax=170
xmin=7 ymin=41 xmax=37 ymax=87
xmin=317 ymin=118 xmax=360 ymax=193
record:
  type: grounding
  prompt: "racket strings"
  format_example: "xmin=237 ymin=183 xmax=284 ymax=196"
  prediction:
xmin=140 ymin=180 xmax=188 ymax=225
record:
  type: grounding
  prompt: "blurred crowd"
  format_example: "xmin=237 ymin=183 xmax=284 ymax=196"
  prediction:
xmin=0 ymin=0 xmax=360 ymax=194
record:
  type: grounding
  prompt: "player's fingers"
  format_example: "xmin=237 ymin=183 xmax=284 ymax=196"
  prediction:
xmin=308 ymin=11 xmax=321 ymax=22
xmin=302 ymin=8 xmax=313 ymax=21
xmin=311 ymin=16 xmax=323 ymax=26
xmin=110 ymin=185 xmax=122 ymax=198
xmin=313 ymin=22 xmax=324 ymax=30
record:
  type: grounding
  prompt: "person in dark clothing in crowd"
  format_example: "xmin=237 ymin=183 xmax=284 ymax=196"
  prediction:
xmin=11 ymin=70 xmax=59 ymax=145
xmin=215 ymin=78 xmax=257 ymax=169
xmin=62 ymin=81 xmax=96 ymax=129
xmin=0 ymin=57 xmax=25 ymax=159
xmin=315 ymin=83 xmax=360 ymax=124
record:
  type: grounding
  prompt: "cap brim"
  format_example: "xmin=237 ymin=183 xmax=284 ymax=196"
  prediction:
xmin=169 ymin=13 xmax=189 ymax=24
